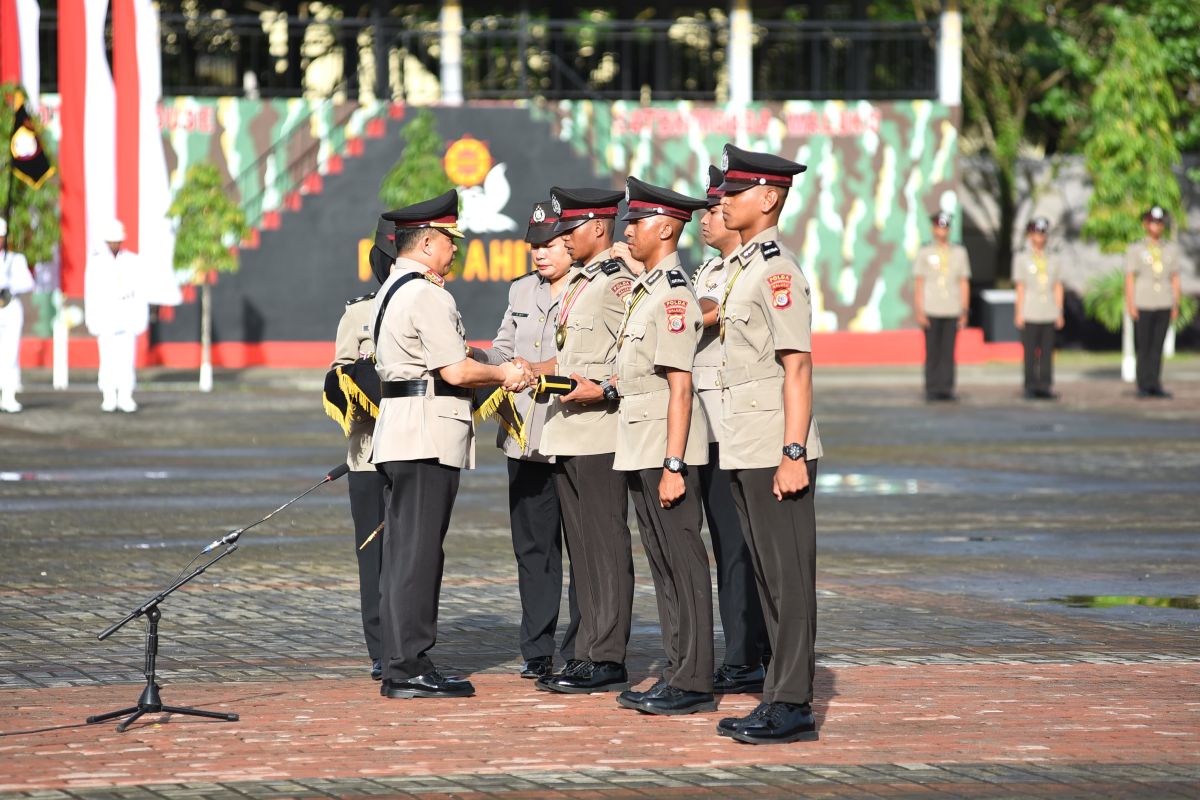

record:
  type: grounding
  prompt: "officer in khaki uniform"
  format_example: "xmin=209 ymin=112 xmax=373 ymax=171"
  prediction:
xmin=913 ymin=212 xmax=971 ymax=401
xmin=330 ymin=217 xmax=396 ymax=680
xmin=1012 ymin=217 xmax=1063 ymax=400
xmin=1125 ymin=205 xmax=1183 ymax=399
xmin=472 ymin=201 xmax=580 ymax=680
xmin=536 ymin=186 xmax=637 ymax=694
xmin=713 ymin=144 xmax=823 ymax=745
xmin=692 ymin=166 xmax=770 ymax=693
xmin=599 ymin=177 xmax=714 ymax=716
xmin=372 ymin=191 xmax=529 ymax=699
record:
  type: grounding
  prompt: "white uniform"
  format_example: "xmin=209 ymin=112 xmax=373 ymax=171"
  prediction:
xmin=85 ymin=248 xmax=151 ymax=406
xmin=0 ymin=250 xmax=34 ymax=402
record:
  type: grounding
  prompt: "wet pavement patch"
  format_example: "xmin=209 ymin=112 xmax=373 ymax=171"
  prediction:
xmin=1033 ymin=595 xmax=1200 ymax=610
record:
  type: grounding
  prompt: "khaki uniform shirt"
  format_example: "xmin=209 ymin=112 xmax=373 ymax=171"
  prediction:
xmin=1012 ymin=250 xmax=1061 ymax=324
xmin=1125 ymin=239 xmax=1181 ymax=311
xmin=613 ymin=252 xmax=709 ymax=472
xmin=370 ymin=258 xmax=474 ymax=469
xmin=541 ymin=248 xmax=635 ymax=457
xmin=718 ymin=227 xmax=823 ymax=471
xmin=476 ymin=272 xmax=562 ymax=462
xmin=691 ymin=253 xmax=733 ymax=444
xmin=332 ymin=295 xmax=377 ymax=472
xmin=913 ymin=243 xmax=971 ymax=318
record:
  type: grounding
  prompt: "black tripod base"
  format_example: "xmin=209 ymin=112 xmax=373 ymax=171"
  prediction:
xmin=86 ymin=682 xmax=239 ymax=732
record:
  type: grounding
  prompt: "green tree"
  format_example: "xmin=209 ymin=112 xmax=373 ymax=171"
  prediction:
xmin=167 ymin=163 xmax=248 ymax=391
xmin=379 ymin=109 xmax=454 ymax=208
xmin=0 ymin=83 xmax=60 ymax=265
xmin=1080 ymin=11 xmax=1181 ymax=253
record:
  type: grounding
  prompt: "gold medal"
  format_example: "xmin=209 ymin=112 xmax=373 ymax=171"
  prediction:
xmin=555 ymin=326 xmax=566 ymax=349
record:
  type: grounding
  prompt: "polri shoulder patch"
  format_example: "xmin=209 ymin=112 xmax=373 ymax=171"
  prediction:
xmin=600 ymin=258 xmax=625 ymax=275
xmin=761 ymin=241 xmax=781 ymax=260
xmin=346 ymin=292 xmax=376 ymax=306
xmin=666 ymin=269 xmax=689 ymax=288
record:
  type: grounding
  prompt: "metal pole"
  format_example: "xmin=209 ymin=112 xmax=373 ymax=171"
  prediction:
xmin=440 ymin=0 xmax=464 ymax=105
xmin=727 ymin=0 xmax=753 ymax=107
xmin=937 ymin=0 xmax=962 ymax=106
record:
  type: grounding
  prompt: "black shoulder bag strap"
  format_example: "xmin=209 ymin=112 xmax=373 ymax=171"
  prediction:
xmin=372 ymin=272 xmax=427 ymax=346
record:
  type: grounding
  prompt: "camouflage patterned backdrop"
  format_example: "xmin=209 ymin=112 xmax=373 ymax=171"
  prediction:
xmin=32 ymin=97 xmax=958 ymax=346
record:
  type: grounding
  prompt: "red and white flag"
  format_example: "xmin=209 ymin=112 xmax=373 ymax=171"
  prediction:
xmin=114 ymin=0 xmax=180 ymax=305
xmin=58 ymin=0 xmax=115 ymax=297
xmin=0 ymin=0 xmax=40 ymax=109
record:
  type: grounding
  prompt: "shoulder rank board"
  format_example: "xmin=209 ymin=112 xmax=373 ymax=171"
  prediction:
xmin=600 ymin=258 xmax=625 ymax=275
xmin=666 ymin=269 xmax=689 ymax=288
xmin=346 ymin=292 xmax=376 ymax=306
xmin=761 ymin=241 xmax=781 ymax=260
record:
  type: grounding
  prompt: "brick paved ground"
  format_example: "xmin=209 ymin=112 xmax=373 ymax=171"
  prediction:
xmin=1 ymin=357 xmax=1198 ymax=798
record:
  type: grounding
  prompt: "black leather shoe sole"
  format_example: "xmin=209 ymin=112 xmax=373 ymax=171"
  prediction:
xmin=639 ymin=697 xmax=718 ymax=716
xmin=539 ymin=677 xmax=631 ymax=694
xmin=520 ymin=659 xmax=553 ymax=679
xmin=731 ymin=725 xmax=818 ymax=744
xmin=384 ymin=683 xmax=475 ymax=699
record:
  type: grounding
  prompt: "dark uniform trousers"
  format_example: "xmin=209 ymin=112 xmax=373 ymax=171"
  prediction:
xmin=554 ymin=452 xmax=633 ymax=664
xmin=1021 ymin=323 xmax=1056 ymax=393
xmin=628 ymin=467 xmax=714 ymax=693
xmin=377 ymin=459 xmax=460 ymax=681
xmin=729 ymin=460 xmax=819 ymax=706
xmin=347 ymin=470 xmax=386 ymax=661
xmin=924 ymin=316 xmax=958 ymax=396
xmin=1135 ymin=309 xmax=1171 ymax=393
xmin=507 ymin=458 xmax=581 ymax=661
xmin=699 ymin=442 xmax=768 ymax=666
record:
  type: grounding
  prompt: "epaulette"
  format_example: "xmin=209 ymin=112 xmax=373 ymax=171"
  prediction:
xmin=346 ymin=292 xmax=376 ymax=306
xmin=666 ymin=269 xmax=689 ymax=288
xmin=691 ymin=256 xmax=719 ymax=285
xmin=510 ymin=270 xmax=537 ymax=283
xmin=761 ymin=241 xmax=781 ymax=260
xmin=600 ymin=258 xmax=625 ymax=275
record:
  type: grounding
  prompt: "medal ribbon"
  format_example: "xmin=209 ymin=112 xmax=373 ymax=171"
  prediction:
xmin=556 ymin=274 xmax=590 ymax=329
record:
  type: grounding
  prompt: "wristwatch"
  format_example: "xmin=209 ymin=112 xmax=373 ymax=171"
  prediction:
xmin=663 ymin=456 xmax=686 ymax=474
xmin=600 ymin=378 xmax=620 ymax=401
xmin=782 ymin=443 xmax=807 ymax=461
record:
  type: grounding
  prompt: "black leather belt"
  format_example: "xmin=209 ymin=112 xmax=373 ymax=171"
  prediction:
xmin=381 ymin=379 xmax=471 ymax=399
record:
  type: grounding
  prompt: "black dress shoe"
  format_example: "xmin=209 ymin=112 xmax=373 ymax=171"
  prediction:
xmin=540 ymin=660 xmax=629 ymax=694
xmin=382 ymin=670 xmax=475 ymax=699
xmin=1023 ymin=388 xmax=1039 ymax=400
xmin=1137 ymin=388 xmax=1153 ymax=398
xmin=717 ymin=701 xmax=769 ymax=737
xmin=713 ymin=663 xmax=765 ymax=694
xmin=520 ymin=656 xmax=553 ymax=679
xmin=638 ymin=684 xmax=718 ymax=716
xmin=1150 ymin=387 xmax=1173 ymax=399
xmin=535 ymin=658 xmax=589 ymax=692
xmin=617 ymin=677 xmax=666 ymax=710
xmin=371 ymin=659 xmax=382 ymax=681
xmin=731 ymin=701 xmax=818 ymax=744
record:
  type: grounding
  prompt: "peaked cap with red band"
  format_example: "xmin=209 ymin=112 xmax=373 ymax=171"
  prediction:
xmin=620 ymin=176 xmax=707 ymax=222
xmin=549 ymin=186 xmax=623 ymax=234
xmin=525 ymin=200 xmax=560 ymax=245
xmin=382 ymin=189 xmax=464 ymax=239
xmin=705 ymin=165 xmax=725 ymax=208
xmin=717 ymin=144 xmax=807 ymax=194
xmin=368 ymin=215 xmax=399 ymax=285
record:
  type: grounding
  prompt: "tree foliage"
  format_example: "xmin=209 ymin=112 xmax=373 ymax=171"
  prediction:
xmin=1080 ymin=11 xmax=1181 ymax=254
xmin=167 ymin=163 xmax=248 ymax=279
xmin=0 ymin=83 xmax=61 ymax=265
xmin=378 ymin=109 xmax=454 ymax=210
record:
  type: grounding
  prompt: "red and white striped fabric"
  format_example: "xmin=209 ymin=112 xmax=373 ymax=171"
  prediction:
xmin=0 ymin=0 xmax=40 ymax=108
xmin=58 ymin=0 xmax=115 ymax=297
xmin=114 ymin=0 xmax=179 ymax=305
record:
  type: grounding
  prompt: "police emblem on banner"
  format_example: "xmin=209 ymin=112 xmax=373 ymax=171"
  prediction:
xmin=767 ymin=273 xmax=793 ymax=309
xmin=664 ymin=298 xmax=688 ymax=332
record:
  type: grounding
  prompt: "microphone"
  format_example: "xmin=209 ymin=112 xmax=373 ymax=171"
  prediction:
xmin=200 ymin=463 xmax=350 ymax=554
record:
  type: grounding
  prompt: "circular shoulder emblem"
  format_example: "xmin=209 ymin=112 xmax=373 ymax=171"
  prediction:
xmin=551 ymin=195 xmax=562 ymax=215
xmin=532 ymin=206 xmax=546 ymax=223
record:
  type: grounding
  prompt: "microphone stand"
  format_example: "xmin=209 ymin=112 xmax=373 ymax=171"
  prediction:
xmin=86 ymin=467 xmax=348 ymax=732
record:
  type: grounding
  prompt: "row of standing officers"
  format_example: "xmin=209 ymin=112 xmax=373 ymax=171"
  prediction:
xmin=330 ymin=143 xmax=822 ymax=745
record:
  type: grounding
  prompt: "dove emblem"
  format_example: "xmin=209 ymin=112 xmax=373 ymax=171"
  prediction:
xmin=458 ymin=163 xmax=518 ymax=234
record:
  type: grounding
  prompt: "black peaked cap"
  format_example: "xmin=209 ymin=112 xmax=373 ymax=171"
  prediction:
xmin=621 ymin=176 xmax=707 ymax=222
xmin=525 ymin=200 xmax=559 ymax=245
xmin=717 ymin=144 xmax=806 ymax=193
xmin=550 ymin=186 xmax=623 ymax=233
xmin=382 ymin=189 xmax=463 ymax=238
